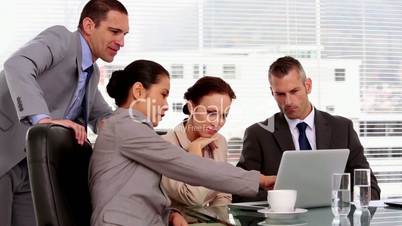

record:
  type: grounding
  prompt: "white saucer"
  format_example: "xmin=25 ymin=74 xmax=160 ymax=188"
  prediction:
xmin=257 ymin=208 xmax=308 ymax=220
xmin=258 ymin=221 xmax=307 ymax=226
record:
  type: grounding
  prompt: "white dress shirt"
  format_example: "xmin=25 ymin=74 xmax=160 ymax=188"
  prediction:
xmin=284 ymin=107 xmax=316 ymax=150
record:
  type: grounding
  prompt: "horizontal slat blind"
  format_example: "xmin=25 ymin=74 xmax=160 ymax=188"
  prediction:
xmin=1 ymin=0 xmax=401 ymax=198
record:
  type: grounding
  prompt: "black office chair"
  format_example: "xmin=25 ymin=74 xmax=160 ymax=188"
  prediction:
xmin=26 ymin=124 xmax=92 ymax=226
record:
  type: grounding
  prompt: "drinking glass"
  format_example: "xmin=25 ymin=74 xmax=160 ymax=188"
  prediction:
xmin=332 ymin=216 xmax=351 ymax=226
xmin=353 ymin=169 xmax=371 ymax=208
xmin=353 ymin=208 xmax=371 ymax=226
xmin=332 ymin=173 xmax=351 ymax=216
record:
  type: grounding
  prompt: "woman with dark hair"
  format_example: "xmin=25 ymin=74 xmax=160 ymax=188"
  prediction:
xmin=161 ymin=76 xmax=236 ymax=208
xmin=89 ymin=60 xmax=276 ymax=226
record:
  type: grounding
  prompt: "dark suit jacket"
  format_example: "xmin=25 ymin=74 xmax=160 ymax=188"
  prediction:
xmin=234 ymin=109 xmax=380 ymax=202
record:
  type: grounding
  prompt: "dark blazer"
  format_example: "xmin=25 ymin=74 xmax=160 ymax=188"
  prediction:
xmin=234 ymin=109 xmax=380 ymax=202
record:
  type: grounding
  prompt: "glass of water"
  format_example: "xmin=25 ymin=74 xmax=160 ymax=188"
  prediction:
xmin=353 ymin=207 xmax=371 ymax=226
xmin=332 ymin=173 xmax=351 ymax=216
xmin=353 ymin=169 xmax=371 ymax=208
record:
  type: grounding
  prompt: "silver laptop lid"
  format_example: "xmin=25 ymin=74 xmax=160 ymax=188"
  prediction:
xmin=274 ymin=149 xmax=350 ymax=208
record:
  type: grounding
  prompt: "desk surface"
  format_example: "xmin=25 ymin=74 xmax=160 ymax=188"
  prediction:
xmin=185 ymin=202 xmax=402 ymax=226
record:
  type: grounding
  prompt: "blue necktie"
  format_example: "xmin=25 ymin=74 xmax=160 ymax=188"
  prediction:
xmin=81 ymin=65 xmax=93 ymax=128
xmin=297 ymin=122 xmax=312 ymax=150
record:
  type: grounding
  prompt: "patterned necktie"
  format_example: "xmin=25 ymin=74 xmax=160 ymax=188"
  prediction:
xmin=81 ymin=65 xmax=93 ymax=128
xmin=296 ymin=122 xmax=312 ymax=150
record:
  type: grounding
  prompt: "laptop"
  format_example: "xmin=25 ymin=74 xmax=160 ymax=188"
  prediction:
xmin=274 ymin=149 xmax=350 ymax=208
xmin=229 ymin=149 xmax=349 ymax=210
xmin=384 ymin=199 xmax=402 ymax=208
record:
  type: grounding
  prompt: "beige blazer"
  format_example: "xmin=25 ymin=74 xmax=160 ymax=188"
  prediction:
xmin=161 ymin=122 xmax=231 ymax=207
xmin=89 ymin=108 xmax=260 ymax=226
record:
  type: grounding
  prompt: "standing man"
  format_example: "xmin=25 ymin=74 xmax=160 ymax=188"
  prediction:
xmin=0 ymin=0 xmax=129 ymax=225
xmin=234 ymin=56 xmax=380 ymax=202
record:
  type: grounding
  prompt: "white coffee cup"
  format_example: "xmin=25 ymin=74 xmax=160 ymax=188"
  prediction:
xmin=267 ymin=189 xmax=297 ymax=212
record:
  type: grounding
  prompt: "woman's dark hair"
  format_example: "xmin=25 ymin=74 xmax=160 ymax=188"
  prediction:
xmin=107 ymin=59 xmax=169 ymax=106
xmin=183 ymin=76 xmax=236 ymax=115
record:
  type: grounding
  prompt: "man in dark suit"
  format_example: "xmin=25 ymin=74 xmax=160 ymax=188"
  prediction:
xmin=234 ymin=56 xmax=380 ymax=202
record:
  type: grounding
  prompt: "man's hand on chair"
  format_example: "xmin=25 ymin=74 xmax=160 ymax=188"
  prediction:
xmin=38 ymin=118 xmax=87 ymax=145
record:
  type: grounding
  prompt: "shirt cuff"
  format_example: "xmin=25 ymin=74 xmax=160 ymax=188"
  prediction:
xmin=29 ymin=114 xmax=51 ymax=125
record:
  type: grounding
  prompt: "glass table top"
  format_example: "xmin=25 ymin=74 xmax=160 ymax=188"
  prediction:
xmin=184 ymin=201 xmax=402 ymax=226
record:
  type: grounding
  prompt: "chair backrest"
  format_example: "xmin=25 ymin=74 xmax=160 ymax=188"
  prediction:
xmin=26 ymin=124 xmax=92 ymax=226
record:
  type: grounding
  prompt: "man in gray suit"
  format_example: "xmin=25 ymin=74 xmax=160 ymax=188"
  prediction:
xmin=0 ymin=0 xmax=129 ymax=225
xmin=234 ymin=56 xmax=380 ymax=202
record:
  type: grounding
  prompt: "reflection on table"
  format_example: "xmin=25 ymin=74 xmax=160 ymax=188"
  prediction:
xmin=183 ymin=203 xmax=402 ymax=226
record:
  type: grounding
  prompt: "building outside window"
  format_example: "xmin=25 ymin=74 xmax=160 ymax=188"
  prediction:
xmin=335 ymin=68 xmax=346 ymax=82
xmin=193 ymin=64 xmax=199 ymax=78
xmin=171 ymin=64 xmax=184 ymax=79
xmin=2 ymin=0 xmax=402 ymax=199
xmin=223 ymin=64 xmax=236 ymax=79
xmin=202 ymin=64 xmax=207 ymax=76
xmin=172 ymin=102 xmax=183 ymax=112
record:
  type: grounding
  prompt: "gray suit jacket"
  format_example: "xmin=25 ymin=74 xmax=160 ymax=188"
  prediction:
xmin=234 ymin=109 xmax=380 ymax=202
xmin=89 ymin=108 xmax=261 ymax=226
xmin=0 ymin=25 xmax=112 ymax=176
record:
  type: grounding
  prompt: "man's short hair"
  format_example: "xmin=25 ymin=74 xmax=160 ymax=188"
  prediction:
xmin=268 ymin=56 xmax=306 ymax=83
xmin=78 ymin=0 xmax=128 ymax=30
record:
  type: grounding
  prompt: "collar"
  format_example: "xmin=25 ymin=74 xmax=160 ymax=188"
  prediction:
xmin=79 ymin=33 xmax=93 ymax=71
xmin=173 ymin=122 xmax=192 ymax=150
xmin=284 ymin=105 xmax=315 ymax=130
xmin=115 ymin=107 xmax=154 ymax=129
